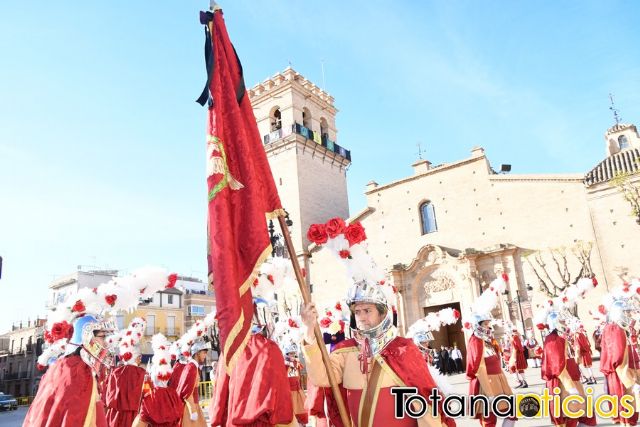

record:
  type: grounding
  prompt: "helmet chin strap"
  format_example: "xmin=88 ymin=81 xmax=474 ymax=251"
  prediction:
xmin=357 ymin=337 xmax=372 ymax=374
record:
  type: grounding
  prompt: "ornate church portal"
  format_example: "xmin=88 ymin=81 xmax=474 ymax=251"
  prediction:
xmin=391 ymin=244 xmax=530 ymax=357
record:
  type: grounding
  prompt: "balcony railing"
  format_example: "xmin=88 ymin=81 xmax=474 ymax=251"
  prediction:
xmin=263 ymin=123 xmax=351 ymax=161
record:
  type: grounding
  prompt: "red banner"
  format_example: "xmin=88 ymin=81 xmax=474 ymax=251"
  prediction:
xmin=202 ymin=8 xmax=282 ymax=373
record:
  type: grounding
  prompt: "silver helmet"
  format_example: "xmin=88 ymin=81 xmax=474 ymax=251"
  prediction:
xmin=412 ymin=331 xmax=434 ymax=350
xmin=345 ymin=279 xmax=389 ymax=310
xmin=469 ymin=312 xmax=494 ymax=342
xmin=608 ymin=298 xmax=639 ymax=331
xmin=190 ymin=338 xmax=211 ymax=356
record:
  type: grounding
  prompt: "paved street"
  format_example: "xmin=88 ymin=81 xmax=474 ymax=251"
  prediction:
xmin=444 ymin=360 xmax=618 ymax=426
xmin=0 ymin=406 xmax=27 ymax=427
xmin=6 ymin=361 xmax=624 ymax=427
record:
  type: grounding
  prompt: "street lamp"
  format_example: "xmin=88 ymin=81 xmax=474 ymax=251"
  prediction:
xmin=268 ymin=210 xmax=293 ymax=257
xmin=504 ymin=284 xmax=534 ymax=334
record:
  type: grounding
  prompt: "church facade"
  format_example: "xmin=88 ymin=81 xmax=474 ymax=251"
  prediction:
xmin=248 ymin=68 xmax=640 ymax=356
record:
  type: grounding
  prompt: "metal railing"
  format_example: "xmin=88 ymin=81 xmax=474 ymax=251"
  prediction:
xmin=262 ymin=123 xmax=351 ymax=161
xmin=198 ymin=381 xmax=214 ymax=409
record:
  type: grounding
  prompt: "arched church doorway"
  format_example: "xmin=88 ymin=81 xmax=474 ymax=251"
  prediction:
xmin=423 ymin=301 xmax=466 ymax=361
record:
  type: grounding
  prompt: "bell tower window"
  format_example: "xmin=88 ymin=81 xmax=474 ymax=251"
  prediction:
xmin=270 ymin=108 xmax=282 ymax=131
xmin=619 ymin=134 xmax=629 ymax=149
xmin=320 ymin=117 xmax=329 ymax=138
xmin=302 ymin=108 xmax=312 ymax=129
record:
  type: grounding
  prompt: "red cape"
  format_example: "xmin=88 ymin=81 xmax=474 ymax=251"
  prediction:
xmin=23 ymin=354 xmax=101 ymax=427
xmin=104 ymin=364 xmax=146 ymax=427
xmin=168 ymin=361 xmax=186 ymax=391
xmin=139 ymin=386 xmax=183 ymax=427
xmin=600 ymin=323 xmax=629 ymax=374
xmin=367 ymin=336 xmax=456 ymax=427
xmin=542 ymin=331 xmax=596 ymax=426
xmin=210 ymin=333 xmax=293 ymax=427
xmin=176 ymin=362 xmax=200 ymax=403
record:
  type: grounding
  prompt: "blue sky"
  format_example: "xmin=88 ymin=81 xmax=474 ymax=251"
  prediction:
xmin=1 ymin=1 xmax=638 ymax=332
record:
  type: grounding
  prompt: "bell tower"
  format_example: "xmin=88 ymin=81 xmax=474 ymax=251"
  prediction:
xmin=249 ymin=67 xmax=351 ymax=253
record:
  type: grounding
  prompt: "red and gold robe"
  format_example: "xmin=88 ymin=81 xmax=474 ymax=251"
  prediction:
xmin=23 ymin=354 xmax=108 ymax=427
xmin=131 ymin=386 xmax=183 ymax=427
xmin=600 ymin=323 xmax=640 ymax=426
xmin=210 ymin=333 xmax=295 ymax=427
xmin=168 ymin=361 xmax=186 ymax=391
xmin=303 ymin=336 xmax=456 ymax=427
xmin=285 ymin=359 xmax=308 ymax=425
xmin=541 ymin=331 xmax=596 ymax=426
xmin=104 ymin=364 xmax=146 ymax=427
xmin=175 ymin=361 xmax=206 ymax=427
xmin=466 ymin=334 xmax=514 ymax=427
xmin=573 ymin=331 xmax=593 ymax=367
xmin=508 ymin=334 xmax=527 ymax=373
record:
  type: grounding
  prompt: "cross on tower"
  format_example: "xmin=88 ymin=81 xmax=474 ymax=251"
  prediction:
xmin=416 ymin=143 xmax=426 ymax=160
xmin=609 ymin=93 xmax=621 ymax=125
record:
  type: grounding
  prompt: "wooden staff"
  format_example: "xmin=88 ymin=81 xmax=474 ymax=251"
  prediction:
xmin=278 ymin=216 xmax=352 ymax=427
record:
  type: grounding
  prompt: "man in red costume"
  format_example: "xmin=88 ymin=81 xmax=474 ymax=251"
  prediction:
xmin=600 ymin=298 xmax=640 ymax=426
xmin=24 ymin=315 xmax=116 ymax=427
xmin=105 ymin=318 xmax=147 ymax=427
xmin=210 ymin=296 xmax=295 ymax=427
xmin=169 ymin=341 xmax=188 ymax=392
xmin=132 ymin=334 xmax=182 ymax=427
xmin=540 ymin=311 xmax=596 ymax=427
xmin=466 ymin=318 xmax=516 ymax=427
xmin=301 ymin=279 xmax=456 ymax=427
xmin=508 ymin=328 xmax=528 ymax=388
xmin=283 ymin=342 xmax=308 ymax=426
xmin=175 ymin=339 xmax=208 ymax=427
xmin=572 ymin=324 xmax=596 ymax=385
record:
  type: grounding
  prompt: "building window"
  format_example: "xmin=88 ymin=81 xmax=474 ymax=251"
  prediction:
xmin=302 ymin=108 xmax=312 ymax=129
xmin=420 ymin=201 xmax=438 ymax=234
xmin=619 ymin=134 xmax=630 ymax=149
xmin=146 ymin=315 xmax=155 ymax=336
xmin=189 ymin=305 xmax=205 ymax=316
xmin=168 ymin=294 xmax=174 ymax=305
xmin=270 ymin=107 xmax=282 ymax=131
xmin=167 ymin=316 xmax=176 ymax=336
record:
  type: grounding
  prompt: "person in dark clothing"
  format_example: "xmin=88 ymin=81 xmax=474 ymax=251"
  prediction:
xmin=439 ymin=345 xmax=450 ymax=375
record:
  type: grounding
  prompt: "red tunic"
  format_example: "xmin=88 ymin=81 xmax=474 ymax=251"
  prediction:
xmin=138 ymin=386 xmax=183 ymax=427
xmin=466 ymin=334 xmax=514 ymax=426
xmin=168 ymin=361 xmax=186 ymax=391
xmin=176 ymin=362 xmax=200 ymax=404
xmin=104 ymin=364 xmax=146 ymax=427
xmin=574 ymin=332 xmax=593 ymax=367
xmin=509 ymin=334 xmax=527 ymax=372
xmin=542 ymin=331 xmax=596 ymax=426
xmin=600 ymin=323 xmax=639 ymax=426
xmin=210 ymin=334 xmax=294 ymax=427
xmin=24 ymin=354 xmax=107 ymax=427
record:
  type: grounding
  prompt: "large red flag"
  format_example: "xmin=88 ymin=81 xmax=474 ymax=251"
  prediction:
xmin=198 ymin=6 xmax=283 ymax=373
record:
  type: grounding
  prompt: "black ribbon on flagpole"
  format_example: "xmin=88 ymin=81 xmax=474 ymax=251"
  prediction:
xmin=196 ymin=10 xmax=247 ymax=107
xmin=196 ymin=11 xmax=215 ymax=107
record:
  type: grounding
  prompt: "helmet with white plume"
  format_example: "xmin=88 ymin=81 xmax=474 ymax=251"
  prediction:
xmin=39 ymin=267 xmax=178 ymax=370
xmin=150 ymin=334 xmax=172 ymax=387
xmin=462 ymin=274 xmax=509 ymax=342
xmin=307 ymin=218 xmax=397 ymax=355
xmin=407 ymin=307 xmax=461 ymax=350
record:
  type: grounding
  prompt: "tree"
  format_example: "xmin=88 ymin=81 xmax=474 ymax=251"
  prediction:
xmin=524 ymin=241 xmax=594 ymax=297
xmin=611 ymin=169 xmax=640 ymax=225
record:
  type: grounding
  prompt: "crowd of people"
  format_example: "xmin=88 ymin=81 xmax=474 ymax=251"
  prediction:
xmin=20 ymin=223 xmax=640 ymax=427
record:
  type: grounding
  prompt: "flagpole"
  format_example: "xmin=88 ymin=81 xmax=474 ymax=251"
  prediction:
xmin=277 ymin=216 xmax=352 ymax=427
